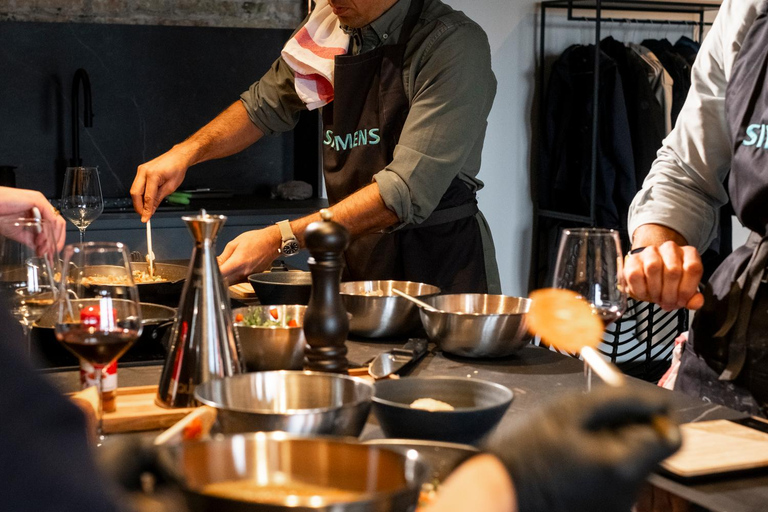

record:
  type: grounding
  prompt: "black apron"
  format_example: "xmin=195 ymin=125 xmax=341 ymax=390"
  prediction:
xmin=321 ymin=0 xmax=488 ymax=294
xmin=676 ymin=4 xmax=768 ymax=416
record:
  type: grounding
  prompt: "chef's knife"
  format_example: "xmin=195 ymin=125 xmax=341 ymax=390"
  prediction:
xmin=368 ymin=339 xmax=428 ymax=379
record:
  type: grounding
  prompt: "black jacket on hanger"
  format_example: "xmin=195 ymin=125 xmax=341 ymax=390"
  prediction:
xmin=601 ymin=37 xmax=666 ymax=187
xmin=540 ymin=44 xmax=636 ymax=232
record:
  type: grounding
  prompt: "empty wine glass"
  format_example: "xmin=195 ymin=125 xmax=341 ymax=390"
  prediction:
xmin=552 ymin=228 xmax=627 ymax=390
xmin=0 ymin=217 xmax=59 ymax=354
xmin=55 ymin=242 xmax=142 ymax=440
xmin=61 ymin=166 xmax=103 ymax=243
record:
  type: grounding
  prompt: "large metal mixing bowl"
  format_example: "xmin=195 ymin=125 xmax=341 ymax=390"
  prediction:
xmin=158 ymin=433 xmax=430 ymax=512
xmin=419 ymin=294 xmax=531 ymax=357
xmin=233 ymin=305 xmax=306 ymax=372
xmin=340 ymin=280 xmax=440 ymax=338
xmin=194 ymin=371 xmax=373 ymax=437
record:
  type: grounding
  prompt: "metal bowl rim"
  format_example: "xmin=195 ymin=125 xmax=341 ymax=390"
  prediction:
xmin=339 ymin=280 xmax=441 ymax=298
xmin=194 ymin=370 xmax=374 ymax=415
xmin=422 ymin=294 xmax=531 ymax=318
xmin=247 ymin=271 xmax=312 ymax=284
xmin=372 ymin=376 xmax=514 ymax=412
xmin=161 ymin=432 xmax=428 ymax=502
xmin=361 ymin=438 xmax=481 ymax=453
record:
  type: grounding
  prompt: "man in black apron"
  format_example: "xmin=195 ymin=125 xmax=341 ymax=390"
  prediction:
xmin=130 ymin=0 xmax=500 ymax=294
xmin=626 ymin=0 xmax=768 ymax=415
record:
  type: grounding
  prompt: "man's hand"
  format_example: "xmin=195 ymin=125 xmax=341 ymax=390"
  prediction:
xmin=491 ymin=386 xmax=681 ymax=512
xmin=218 ymin=225 xmax=282 ymax=283
xmin=0 ymin=187 xmax=66 ymax=251
xmin=130 ymin=147 xmax=191 ymax=223
xmin=625 ymin=224 xmax=704 ymax=311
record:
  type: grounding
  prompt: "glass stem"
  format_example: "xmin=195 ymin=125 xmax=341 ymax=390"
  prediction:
xmin=78 ymin=228 xmax=85 ymax=244
xmin=96 ymin=365 xmax=104 ymax=441
xmin=21 ymin=325 xmax=31 ymax=357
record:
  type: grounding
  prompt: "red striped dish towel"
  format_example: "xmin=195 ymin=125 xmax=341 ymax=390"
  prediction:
xmin=281 ymin=0 xmax=349 ymax=110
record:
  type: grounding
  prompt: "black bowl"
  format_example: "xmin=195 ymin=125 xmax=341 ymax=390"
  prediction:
xmin=372 ymin=377 xmax=513 ymax=445
xmin=247 ymin=271 xmax=312 ymax=305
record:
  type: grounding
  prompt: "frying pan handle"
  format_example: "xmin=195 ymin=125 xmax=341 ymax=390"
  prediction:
xmin=271 ymin=261 xmax=289 ymax=272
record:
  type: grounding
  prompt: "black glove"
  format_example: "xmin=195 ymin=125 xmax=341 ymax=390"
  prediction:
xmin=489 ymin=386 xmax=682 ymax=512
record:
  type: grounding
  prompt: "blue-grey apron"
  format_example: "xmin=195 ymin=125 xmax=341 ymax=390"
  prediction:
xmin=676 ymin=4 xmax=768 ymax=416
xmin=321 ymin=0 xmax=488 ymax=293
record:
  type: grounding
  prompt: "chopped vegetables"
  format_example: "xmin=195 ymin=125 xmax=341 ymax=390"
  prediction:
xmin=235 ymin=307 xmax=298 ymax=328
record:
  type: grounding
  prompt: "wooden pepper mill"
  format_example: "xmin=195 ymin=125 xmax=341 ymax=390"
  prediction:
xmin=303 ymin=208 xmax=350 ymax=373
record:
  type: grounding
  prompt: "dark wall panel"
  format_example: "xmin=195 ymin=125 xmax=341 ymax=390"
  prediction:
xmin=0 ymin=21 xmax=295 ymax=198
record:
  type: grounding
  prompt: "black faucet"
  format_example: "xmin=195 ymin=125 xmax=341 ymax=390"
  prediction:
xmin=70 ymin=68 xmax=94 ymax=167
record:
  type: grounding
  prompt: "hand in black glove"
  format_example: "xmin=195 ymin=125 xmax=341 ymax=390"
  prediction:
xmin=489 ymin=386 xmax=682 ymax=512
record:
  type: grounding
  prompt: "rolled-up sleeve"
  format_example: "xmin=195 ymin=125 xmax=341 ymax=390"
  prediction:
xmin=374 ymin=20 xmax=496 ymax=226
xmin=240 ymin=55 xmax=307 ymax=136
xmin=628 ymin=0 xmax=760 ymax=252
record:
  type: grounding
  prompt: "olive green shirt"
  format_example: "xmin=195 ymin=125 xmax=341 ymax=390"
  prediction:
xmin=240 ymin=0 xmax=500 ymax=292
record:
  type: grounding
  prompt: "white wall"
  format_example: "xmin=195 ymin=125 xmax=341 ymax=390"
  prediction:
xmin=443 ymin=0 xmax=712 ymax=296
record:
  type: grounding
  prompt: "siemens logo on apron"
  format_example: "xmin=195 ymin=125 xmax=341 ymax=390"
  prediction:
xmin=742 ymin=124 xmax=768 ymax=148
xmin=324 ymin=128 xmax=380 ymax=151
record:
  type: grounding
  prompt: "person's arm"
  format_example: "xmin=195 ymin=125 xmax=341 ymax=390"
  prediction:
xmin=130 ymin=101 xmax=264 ymax=222
xmin=625 ymin=0 xmax=759 ymax=310
xmin=218 ymin=183 xmax=398 ymax=282
xmin=373 ymin=19 xmax=496 ymax=226
xmin=424 ymin=454 xmax=517 ymax=512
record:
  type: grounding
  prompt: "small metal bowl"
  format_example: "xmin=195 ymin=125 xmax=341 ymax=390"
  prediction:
xmin=233 ymin=305 xmax=306 ymax=372
xmin=372 ymin=377 xmax=513 ymax=445
xmin=340 ymin=280 xmax=440 ymax=338
xmin=194 ymin=371 xmax=373 ymax=437
xmin=158 ymin=433 xmax=430 ymax=512
xmin=420 ymin=294 xmax=532 ymax=357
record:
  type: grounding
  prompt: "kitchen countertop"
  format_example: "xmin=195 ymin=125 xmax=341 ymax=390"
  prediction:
xmin=44 ymin=342 xmax=767 ymax=512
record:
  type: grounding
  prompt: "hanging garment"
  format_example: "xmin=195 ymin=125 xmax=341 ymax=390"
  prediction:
xmin=601 ymin=37 xmax=666 ymax=187
xmin=676 ymin=6 xmax=768 ymax=416
xmin=321 ymin=0 xmax=488 ymax=293
xmin=642 ymin=38 xmax=693 ymax=127
xmin=673 ymin=36 xmax=701 ymax=68
xmin=540 ymin=44 xmax=636 ymax=232
xmin=629 ymin=43 xmax=675 ymax=135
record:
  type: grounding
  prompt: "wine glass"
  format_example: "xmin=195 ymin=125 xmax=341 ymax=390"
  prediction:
xmin=0 ymin=217 xmax=59 ymax=355
xmin=55 ymin=242 xmax=142 ymax=440
xmin=552 ymin=228 xmax=627 ymax=390
xmin=61 ymin=166 xmax=104 ymax=243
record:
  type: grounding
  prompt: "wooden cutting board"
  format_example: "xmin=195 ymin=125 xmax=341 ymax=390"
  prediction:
xmin=70 ymin=385 xmax=197 ymax=434
xmin=661 ymin=418 xmax=768 ymax=478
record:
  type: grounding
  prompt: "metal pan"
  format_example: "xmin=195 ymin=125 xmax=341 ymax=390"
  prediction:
xmin=32 ymin=302 xmax=176 ymax=368
xmin=78 ymin=262 xmax=187 ymax=307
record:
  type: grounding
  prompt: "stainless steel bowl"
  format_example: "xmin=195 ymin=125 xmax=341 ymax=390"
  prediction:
xmin=340 ymin=280 xmax=440 ymax=338
xmin=158 ymin=433 xmax=430 ymax=512
xmin=419 ymin=294 xmax=531 ymax=357
xmin=194 ymin=371 xmax=373 ymax=437
xmin=233 ymin=305 xmax=306 ymax=371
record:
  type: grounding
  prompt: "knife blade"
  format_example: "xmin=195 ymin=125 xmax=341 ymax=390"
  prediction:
xmin=368 ymin=339 xmax=428 ymax=379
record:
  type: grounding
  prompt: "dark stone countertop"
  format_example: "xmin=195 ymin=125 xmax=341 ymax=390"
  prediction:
xmin=43 ymin=342 xmax=767 ymax=512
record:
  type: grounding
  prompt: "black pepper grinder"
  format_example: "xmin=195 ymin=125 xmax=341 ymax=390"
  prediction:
xmin=303 ymin=208 xmax=350 ymax=373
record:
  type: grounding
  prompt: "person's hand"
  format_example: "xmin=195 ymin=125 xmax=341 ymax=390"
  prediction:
xmin=624 ymin=241 xmax=704 ymax=311
xmin=424 ymin=454 xmax=517 ymax=512
xmin=130 ymin=147 xmax=191 ymax=222
xmin=218 ymin=225 xmax=282 ymax=283
xmin=490 ymin=386 xmax=681 ymax=512
xmin=0 ymin=187 xmax=66 ymax=251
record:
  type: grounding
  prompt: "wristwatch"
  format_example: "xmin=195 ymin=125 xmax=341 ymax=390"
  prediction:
xmin=277 ymin=220 xmax=300 ymax=256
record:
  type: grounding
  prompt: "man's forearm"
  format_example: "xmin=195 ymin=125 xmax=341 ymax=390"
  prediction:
xmin=290 ymin=183 xmax=399 ymax=246
xmin=178 ymin=101 xmax=264 ymax=166
xmin=631 ymin=223 xmax=689 ymax=249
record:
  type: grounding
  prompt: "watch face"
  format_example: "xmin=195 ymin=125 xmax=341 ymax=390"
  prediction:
xmin=282 ymin=240 xmax=300 ymax=256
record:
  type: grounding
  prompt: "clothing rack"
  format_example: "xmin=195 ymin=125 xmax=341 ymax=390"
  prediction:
xmin=534 ymin=0 xmax=721 ymax=382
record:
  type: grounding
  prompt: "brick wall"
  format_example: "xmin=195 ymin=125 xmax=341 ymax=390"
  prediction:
xmin=0 ymin=0 xmax=304 ymax=29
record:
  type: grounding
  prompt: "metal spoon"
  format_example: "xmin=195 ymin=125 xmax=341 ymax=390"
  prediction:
xmin=392 ymin=288 xmax=440 ymax=312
